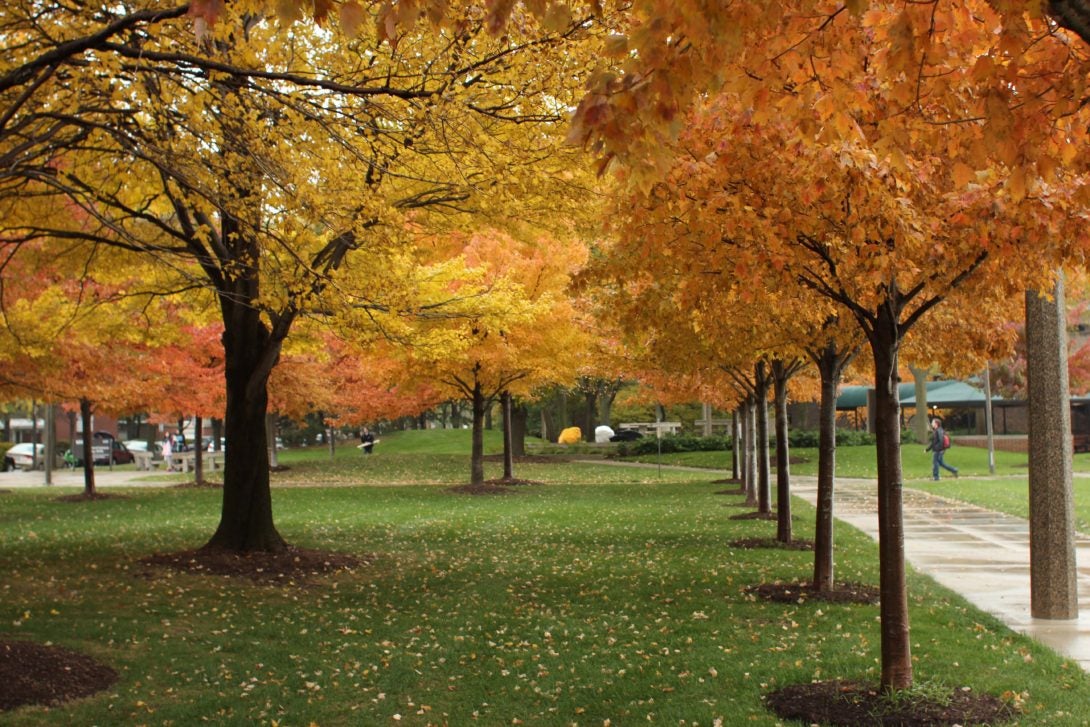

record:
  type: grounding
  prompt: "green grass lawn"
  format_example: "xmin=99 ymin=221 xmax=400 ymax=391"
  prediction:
xmin=2 ymin=437 xmax=1090 ymax=725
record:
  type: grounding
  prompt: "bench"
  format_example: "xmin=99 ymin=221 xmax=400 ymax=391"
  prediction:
xmin=618 ymin=421 xmax=682 ymax=437
xmin=132 ymin=451 xmax=157 ymax=471
xmin=165 ymin=450 xmax=225 ymax=473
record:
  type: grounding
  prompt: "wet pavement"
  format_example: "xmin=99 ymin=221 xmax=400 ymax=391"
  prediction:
xmin=793 ymin=477 xmax=1090 ymax=671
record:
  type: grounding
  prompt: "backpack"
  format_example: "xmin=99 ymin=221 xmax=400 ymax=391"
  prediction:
xmin=943 ymin=433 xmax=951 ymax=449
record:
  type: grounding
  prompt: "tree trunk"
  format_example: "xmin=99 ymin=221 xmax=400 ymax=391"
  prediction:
xmin=79 ymin=398 xmax=95 ymax=496
xmin=582 ymin=390 xmax=599 ymax=442
xmin=745 ymin=396 xmax=758 ymax=507
xmin=501 ymin=391 xmax=514 ymax=480
xmin=772 ymin=362 xmax=792 ymax=543
xmin=813 ymin=343 xmax=848 ymax=593
xmin=470 ymin=381 xmax=487 ymax=486
xmin=731 ymin=409 xmax=740 ymax=482
xmin=193 ymin=415 xmax=205 ymax=486
xmin=205 ymin=298 xmax=286 ymax=553
xmin=511 ymin=401 xmax=528 ymax=457
xmin=266 ymin=413 xmax=280 ymax=470
xmin=755 ymin=362 xmax=772 ymax=516
xmin=44 ymin=404 xmax=55 ymax=486
xmin=176 ymin=417 xmax=188 ymax=451
xmin=870 ymin=310 xmax=912 ymax=691
xmin=599 ymin=384 xmax=618 ymax=429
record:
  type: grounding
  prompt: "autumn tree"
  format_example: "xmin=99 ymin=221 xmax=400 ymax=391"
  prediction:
xmin=594 ymin=2 xmax=1090 ymax=691
xmin=2 ymin=3 xmax=612 ymax=550
xmin=0 ymin=237 xmax=193 ymax=493
xmin=405 ymin=230 xmax=589 ymax=485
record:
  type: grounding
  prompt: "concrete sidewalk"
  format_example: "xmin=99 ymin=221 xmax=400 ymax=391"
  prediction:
xmin=0 ymin=467 xmax=170 ymax=488
xmin=793 ymin=477 xmax=1090 ymax=671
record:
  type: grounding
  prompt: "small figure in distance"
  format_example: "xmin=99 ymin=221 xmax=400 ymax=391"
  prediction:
xmin=925 ymin=416 xmax=959 ymax=481
xmin=162 ymin=432 xmax=174 ymax=472
xmin=359 ymin=427 xmax=375 ymax=455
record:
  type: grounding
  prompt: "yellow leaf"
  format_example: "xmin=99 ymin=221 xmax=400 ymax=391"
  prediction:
xmin=845 ymin=0 xmax=868 ymax=15
xmin=951 ymin=162 xmax=974 ymax=188
xmin=1007 ymin=167 xmax=1027 ymax=203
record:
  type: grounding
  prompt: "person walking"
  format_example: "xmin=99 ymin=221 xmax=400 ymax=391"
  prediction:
xmin=925 ymin=416 xmax=958 ymax=480
xmin=359 ymin=427 xmax=375 ymax=455
xmin=162 ymin=433 xmax=174 ymax=472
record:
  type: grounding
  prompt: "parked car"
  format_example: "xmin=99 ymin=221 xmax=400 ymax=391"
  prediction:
xmin=3 ymin=443 xmax=45 ymax=471
xmin=610 ymin=429 xmax=644 ymax=442
xmin=72 ymin=433 xmax=135 ymax=466
xmin=124 ymin=440 xmax=164 ymax=457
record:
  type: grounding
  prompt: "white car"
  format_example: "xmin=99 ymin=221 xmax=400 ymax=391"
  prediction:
xmin=124 ymin=440 xmax=164 ymax=457
xmin=3 ymin=443 xmax=45 ymax=471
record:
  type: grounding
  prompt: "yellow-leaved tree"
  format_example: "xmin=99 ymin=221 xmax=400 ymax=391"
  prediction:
xmin=400 ymin=229 xmax=590 ymax=485
xmin=1 ymin=2 xmax=613 ymax=550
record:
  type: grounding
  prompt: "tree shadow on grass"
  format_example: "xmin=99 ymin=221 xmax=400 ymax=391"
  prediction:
xmin=55 ymin=492 xmax=126 ymax=503
xmin=729 ymin=510 xmax=778 ymax=520
xmin=140 ymin=546 xmax=367 ymax=584
xmin=446 ymin=483 xmax=520 ymax=495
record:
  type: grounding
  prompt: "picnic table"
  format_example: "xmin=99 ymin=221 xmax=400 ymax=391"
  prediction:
xmin=132 ymin=451 xmax=156 ymax=471
xmin=159 ymin=450 xmax=226 ymax=473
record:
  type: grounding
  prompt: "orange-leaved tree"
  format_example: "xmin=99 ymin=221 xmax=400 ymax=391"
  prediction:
xmin=594 ymin=2 xmax=1090 ymax=689
xmin=404 ymin=230 xmax=590 ymax=485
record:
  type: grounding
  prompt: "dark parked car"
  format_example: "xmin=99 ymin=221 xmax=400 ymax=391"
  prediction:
xmin=72 ymin=433 xmax=134 ymax=466
xmin=610 ymin=429 xmax=644 ymax=442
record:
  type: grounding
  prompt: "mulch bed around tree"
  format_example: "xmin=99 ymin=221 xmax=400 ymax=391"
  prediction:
xmin=746 ymin=581 xmax=880 ymax=605
xmin=446 ymin=483 xmax=519 ymax=495
xmin=140 ymin=546 xmax=365 ymax=583
xmin=731 ymin=537 xmax=814 ymax=551
xmin=0 ymin=640 xmax=118 ymax=712
xmin=55 ymin=491 xmax=125 ymax=503
xmin=765 ymin=679 xmax=1015 ymax=726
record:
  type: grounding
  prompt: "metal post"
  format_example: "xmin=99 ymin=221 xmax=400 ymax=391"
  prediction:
xmin=983 ymin=365 xmax=996 ymax=475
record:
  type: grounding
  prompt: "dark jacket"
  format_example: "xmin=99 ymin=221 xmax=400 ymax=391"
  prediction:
xmin=926 ymin=426 xmax=947 ymax=453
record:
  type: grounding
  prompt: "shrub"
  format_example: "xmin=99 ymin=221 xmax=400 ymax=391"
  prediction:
xmin=616 ymin=434 xmax=732 ymax=456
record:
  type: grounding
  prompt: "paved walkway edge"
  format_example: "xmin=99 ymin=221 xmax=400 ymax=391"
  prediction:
xmin=792 ymin=476 xmax=1090 ymax=671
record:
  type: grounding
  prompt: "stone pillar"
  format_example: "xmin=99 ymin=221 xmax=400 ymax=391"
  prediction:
xmin=1026 ymin=276 xmax=1078 ymax=619
xmin=908 ymin=364 xmax=931 ymax=444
